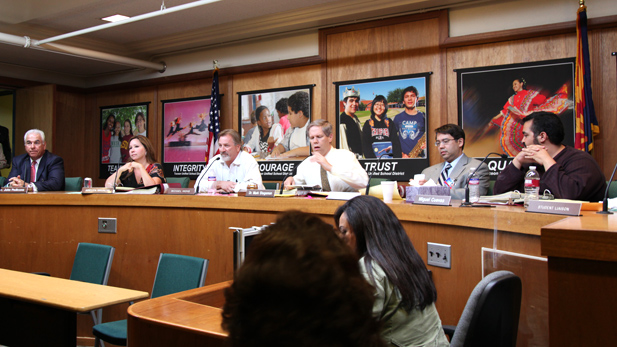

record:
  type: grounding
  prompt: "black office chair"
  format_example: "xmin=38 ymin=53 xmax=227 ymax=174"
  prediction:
xmin=443 ymin=270 xmax=522 ymax=347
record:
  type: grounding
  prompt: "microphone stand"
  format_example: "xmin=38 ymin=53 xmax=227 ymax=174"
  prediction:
xmin=194 ymin=156 xmax=221 ymax=194
xmin=112 ymin=161 xmax=121 ymax=193
xmin=597 ymin=161 xmax=617 ymax=214
xmin=461 ymin=152 xmax=507 ymax=207
xmin=365 ymin=153 xmax=389 ymax=195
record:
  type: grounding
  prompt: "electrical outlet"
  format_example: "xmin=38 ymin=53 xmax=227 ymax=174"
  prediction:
xmin=427 ymin=242 xmax=451 ymax=268
xmin=98 ymin=218 xmax=117 ymax=234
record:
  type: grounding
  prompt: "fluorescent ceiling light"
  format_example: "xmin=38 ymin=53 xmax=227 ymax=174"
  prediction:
xmin=102 ymin=14 xmax=130 ymax=23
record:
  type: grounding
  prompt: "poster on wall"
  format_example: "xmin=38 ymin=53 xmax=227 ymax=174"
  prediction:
xmin=162 ymin=96 xmax=219 ymax=179
xmin=334 ymin=73 xmax=430 ymax=180
xmin=457 ymin=58 xmax=575 ymax=179
xmin=238 ymin=85 xmax=314 ymax=181
xmin=99 ymin=103 xmax=149 ymax=179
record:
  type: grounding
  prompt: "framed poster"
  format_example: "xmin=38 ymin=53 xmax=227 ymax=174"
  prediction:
xmin=334 ymin=73 xmax=430 ymax=180
xmin=99 ymin=102 xmax=149 ymax=179
xmin=457 ymin=58 xmax=575 ymax=179
xmin=162 ymin=96 xmax=215 ymax=179
xmin=238 ymin=85 xmax=314 ymax=181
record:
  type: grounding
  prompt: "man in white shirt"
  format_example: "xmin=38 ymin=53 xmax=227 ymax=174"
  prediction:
xmin=285 ymin=120 xmax=368 ymax=192
xmin=271 ymin=91 xmax=310 ymax=158
xmin=195 ymin=129 xmax=264 ymax=193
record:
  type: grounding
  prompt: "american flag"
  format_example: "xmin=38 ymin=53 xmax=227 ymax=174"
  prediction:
xmin=574 ymin=3 xmax=599 ymax=152
xmin=206 ymin=69 xmax=220 ymax=162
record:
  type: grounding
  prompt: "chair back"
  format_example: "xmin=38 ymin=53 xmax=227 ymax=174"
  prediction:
xmin=151 ymin=253 xmax=209 ymax=298
xmin=166 ymin=176 xmax=190 ymax=188
xmin=450 ymin=270 xmax=522 ymax=347
xmin=263 ymin=182 xmax=279 ymax=190
xmin=0 ymin=176 xmax=6 ymax=187
xmin=65 ymin=177 xmax=83 ymax=191
xmin=608 ymin=181 xmax=617 ymax=199
xmin=70 ymin=242 xmax=115 ymax=285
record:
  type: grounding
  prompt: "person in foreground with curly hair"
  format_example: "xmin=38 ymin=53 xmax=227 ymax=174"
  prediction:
xmin=222 ymin=210 xmax=386 ymax=347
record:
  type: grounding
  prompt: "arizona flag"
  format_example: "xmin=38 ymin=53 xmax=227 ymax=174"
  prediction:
xmin=205 ymin=69 xmax=220 ymax=163
xmin=574 ymin=3 xmax=599 ymax=152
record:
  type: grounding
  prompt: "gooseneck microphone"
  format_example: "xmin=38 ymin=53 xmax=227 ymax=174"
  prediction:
xmin=112 ymin=162 xmax=121 ymax=193
xmin=461 ymin=152 xmax=507 ymax=207
xmin=365 ymin=153 xmax=389 ymax=195
xmin=597 ymin=161 xmax=617 ymax=215
xmin=194 ymin=156 xmax=221 ymax=194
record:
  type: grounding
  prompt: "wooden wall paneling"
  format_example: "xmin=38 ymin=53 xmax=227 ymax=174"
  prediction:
xmin=324 ymin=17 xmax=447 ymax=166
xmin=596 ymin=27 xmax=617 ymax=177
xmin=55 ymin=89 xmax=86 ymax=177
xmin=14 ymin=84 xmax=55 ymax=153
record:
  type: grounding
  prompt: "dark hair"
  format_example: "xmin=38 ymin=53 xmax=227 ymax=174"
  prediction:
xmin=514 ymin=77 xmax=527 ymax=90
xmin=343 ymin=96 xmax=360 ymax=103
xmin=435 ymin=124 xmax=466 ymax=150
xmin=129 ymin=135 xmax=157 ymax=163
xmin=522 ymin=112 xmax=565 ymax=145
xmin=113 ymin=120 xmax=121 ymax=136
xmin=288 ymin=91 xmax=310 ymax=118
xmin=223 ymin=211 xmax=384 ymax=347
xmin=370 ymin=95 xmax=388 ymax=118
xmin=334 ymin=195 xmax=436 ymax=311
xmin=123 ymin=119 xmax=133 ymax=136
xmin=218 ymin=129 xmax=242 ymax=146
xmin=401 ymin=86 xmax=419 ymax=102
xmin=255 ymin=106 xmax=270 ymax=123
xmin=105 ymin=113 xmax=115 ymax=130
xmin=275 ymin=98 xmax=289 ymax=115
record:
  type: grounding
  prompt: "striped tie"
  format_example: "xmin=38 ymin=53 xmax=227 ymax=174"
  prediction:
xmin=438 ymin=163 xmax=451 ymax=186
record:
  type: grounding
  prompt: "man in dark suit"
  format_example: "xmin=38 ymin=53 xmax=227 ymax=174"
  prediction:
xmin=7 ymin=129 xmax=65 ymax=191
xmin=416 ymin=124 xmax=489 ymax=200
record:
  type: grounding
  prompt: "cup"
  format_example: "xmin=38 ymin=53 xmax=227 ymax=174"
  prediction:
xmin=413 ymin=174 xmax=425 ymax=182
xmin=381 ymin=181 xmax=396 ymax=203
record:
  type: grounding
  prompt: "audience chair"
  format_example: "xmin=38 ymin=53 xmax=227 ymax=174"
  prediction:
xmin=166 ymin=176 xmax=190 ymax=188
xmin=92 ymin=253 xmax=209 ymax=347
xmin=263 ymin=182 xmax=279 ymax=190
xmin=608 ymin=181 xmax=617 ymax=199
xmin=64 ymin=177 xmax=83 ymax=191
xmin=443 ymin=270 xmax=522 ymax=347
xmin=70 ymin=243 xmax=116 ymax=326
xmin=0 ymin=176 xmax=5 ymax=187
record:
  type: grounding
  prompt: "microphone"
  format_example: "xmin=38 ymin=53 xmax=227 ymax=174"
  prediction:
xmin=112 ymin=162 xmax=120 ymax=193
xmin=194 ymin=156 xmax=221 ymax=194
xmin=365 ymin=152 xmax=389 ymax=195
xmin=597 ymin=161 xmax=617 ymax=214
xmin=461 ymin=152 xmax=507 ymax=207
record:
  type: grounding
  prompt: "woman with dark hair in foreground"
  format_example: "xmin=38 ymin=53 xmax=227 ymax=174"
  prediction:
xmin=335 ymin=195 xmax=450 ymax=347
xmin=222 ymin=211 xmax=385 ymax=347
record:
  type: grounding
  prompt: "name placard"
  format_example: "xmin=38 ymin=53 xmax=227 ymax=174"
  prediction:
xmin=81 ymin=187 xmax=114 ymax=194
xmin=526 ymin=200 xmax=582 ymax=216
xmin=0 ymin=187 xmax=28 ymax=194
xmin=245 ymin=190 xmax=275 ymax=198
xmin=166 ymin=188 xmax=195 ymax=195
xmin=412 ymin=194 xmax=451 ymax=206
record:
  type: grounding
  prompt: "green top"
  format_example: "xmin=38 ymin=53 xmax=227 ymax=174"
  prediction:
xmin=360 ymin=258 xmax=450 ymax=347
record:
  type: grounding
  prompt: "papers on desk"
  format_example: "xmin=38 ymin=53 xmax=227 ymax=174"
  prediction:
xmin=478 ymin=192 xmax=524 ymax=205
xmin=326 ymin=192 xmax=361 ymax=200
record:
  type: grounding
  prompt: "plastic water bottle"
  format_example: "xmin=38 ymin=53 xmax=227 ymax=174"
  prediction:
xmin=524 ymin=166 xmax=540 ymax=208
xmin=468 ymin=168 xmax=480 ymax=203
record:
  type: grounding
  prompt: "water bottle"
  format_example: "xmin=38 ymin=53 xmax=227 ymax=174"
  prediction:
xmin=468 ymin=168 xmax=480 ymax=203
xmin=524 ymin=166 xmax=540 ymax=208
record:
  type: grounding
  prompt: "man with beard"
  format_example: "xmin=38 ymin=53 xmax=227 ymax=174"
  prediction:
xmin=339 ymin=87 xmax=363 ymax=158
xmin=195 ymin=129 xmax=264 ymax=193
xmin=393 ymin=86 xmax=426 ymax=158
xmin=494 ymin=112 xmax=606 ymax=201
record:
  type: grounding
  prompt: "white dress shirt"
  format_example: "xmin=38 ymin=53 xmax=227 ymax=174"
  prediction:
xmin=293 ymin=148 xmax=368 ymax=192
xmin=195 ymin=151 xmax=264 ymax=193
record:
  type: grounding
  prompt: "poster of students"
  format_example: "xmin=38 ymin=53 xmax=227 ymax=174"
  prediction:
xmin=161 ymin=96 xmax=214 ymax=179
xmin=99 ymin=103 xmax=149 ymax=178
xmin=457 ymin=58 xmax=575 ymax=178
xmin=334 ymin=73 xmax=430 ymax=180
xmin=238 ymin=85 xmax=314 ymax=180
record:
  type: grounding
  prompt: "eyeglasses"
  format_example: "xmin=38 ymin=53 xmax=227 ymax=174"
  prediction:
xmin=25 ymin=141 xmax=42 ymax=146
xmin=434 ymin=138 xmax=455 ymax=146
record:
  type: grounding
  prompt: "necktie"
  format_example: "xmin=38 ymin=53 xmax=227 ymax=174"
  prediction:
xmin=320 ymin=166 xmax=331 ymax=192
xmin=438 ymin=163 xmax=451 ymax=186
xmin=30 ymin=161 xmax=36 ymax=183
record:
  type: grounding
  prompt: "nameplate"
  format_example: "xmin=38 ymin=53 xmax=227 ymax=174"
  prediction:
xmin=245 ymin=190 xmax=275 ymax=198
xmin=0 ymin=187 xmax=28 ymax=194
xmin=526 ymin=200 xmax=581 ymax=216
xmin=81 ymin=187 xmax=114 ymax=194
xmin=412 ymin=194 xmax=451 ymax=206
xmin=166 ymin=188 xmax=195 ymax=195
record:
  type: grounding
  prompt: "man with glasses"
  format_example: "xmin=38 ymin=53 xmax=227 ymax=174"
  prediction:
xmin=415 ymin=124 xmax=488 ymax=200
xmin=6 ymin=129 xmax=65 ymax=191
